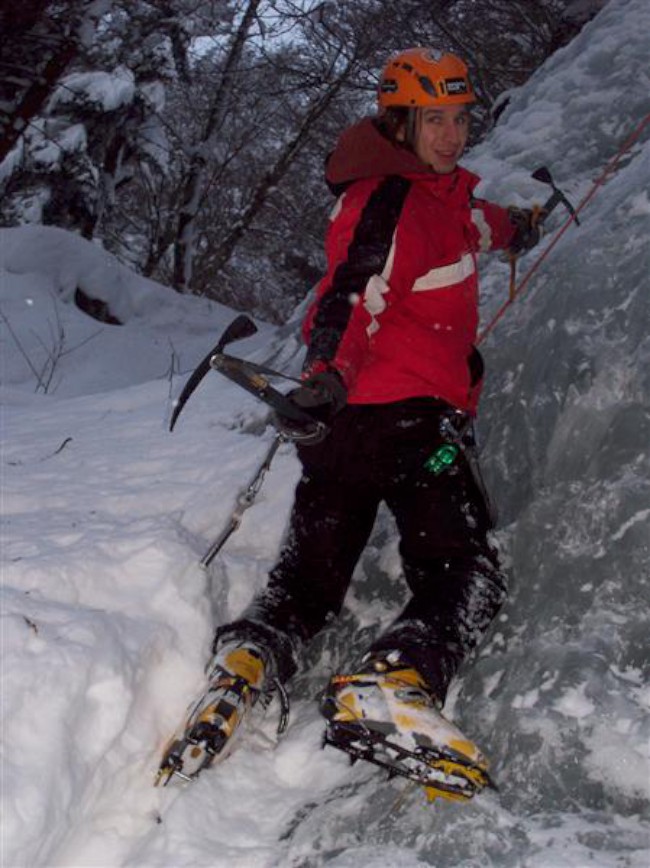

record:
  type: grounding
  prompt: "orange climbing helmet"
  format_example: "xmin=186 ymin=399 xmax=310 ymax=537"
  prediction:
xmin=378 ymin=48 xmax=476 ymax=108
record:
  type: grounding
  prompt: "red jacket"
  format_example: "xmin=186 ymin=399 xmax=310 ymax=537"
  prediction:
xmin=302 ymin=118 xmax=516 ymax=414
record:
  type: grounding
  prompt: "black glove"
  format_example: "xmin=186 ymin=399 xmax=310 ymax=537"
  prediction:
xmin=274 ymin=370 xmax=347 ymax=444
xmin=508 ymin=205 xmax=546 ymax=254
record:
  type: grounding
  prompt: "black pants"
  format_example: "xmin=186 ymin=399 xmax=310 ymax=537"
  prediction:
xmin=215 ymin=399 xmax=507 ymax=702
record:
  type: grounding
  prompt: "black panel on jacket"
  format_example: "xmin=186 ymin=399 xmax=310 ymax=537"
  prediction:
xmin=305 ymin=174 xmax=412 ymax=370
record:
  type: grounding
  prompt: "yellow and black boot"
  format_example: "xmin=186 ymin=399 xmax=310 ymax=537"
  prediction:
xmin=320 ymin=651 xmax=494 ymax=801
xmin=156 ymin=641 xmax=269 ymax=785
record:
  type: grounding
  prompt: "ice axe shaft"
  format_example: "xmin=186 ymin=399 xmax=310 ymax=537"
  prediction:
xmin=532 ymin=166 xmax=580 ymax=225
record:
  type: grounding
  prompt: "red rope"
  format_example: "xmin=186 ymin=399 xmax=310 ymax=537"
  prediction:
xmin=477 ymin=112 xmax=650 ymax=346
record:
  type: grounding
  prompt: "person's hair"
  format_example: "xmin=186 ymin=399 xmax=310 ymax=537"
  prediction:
xmin=376 ymin=107 xmax=414 ymax=150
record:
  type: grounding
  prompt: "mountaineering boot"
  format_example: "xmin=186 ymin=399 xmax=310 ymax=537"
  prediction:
xmin=320 ymin=651 xmax=495 ymax=801
xmin=156 ymin=640 xmax=270 ymax=785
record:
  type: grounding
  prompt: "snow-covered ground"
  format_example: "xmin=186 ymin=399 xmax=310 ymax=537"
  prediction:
xmin=2 ymin=0 xmax=649 ymax=865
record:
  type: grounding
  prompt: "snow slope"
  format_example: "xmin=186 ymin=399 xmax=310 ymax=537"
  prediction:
xmin=2 ymin=0 xmax=649 ymax=864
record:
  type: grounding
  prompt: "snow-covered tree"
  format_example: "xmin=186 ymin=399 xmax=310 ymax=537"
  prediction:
xmin=0 ymin=1 xmax=230 ymax=237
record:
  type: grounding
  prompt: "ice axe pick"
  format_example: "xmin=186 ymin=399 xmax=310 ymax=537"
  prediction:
xmin=169 ymin=314 xmax=258 ymax=431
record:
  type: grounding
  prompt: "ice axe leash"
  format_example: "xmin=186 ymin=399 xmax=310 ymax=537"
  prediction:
xmin=479 ymin=110 xmax=650 ymax=345
xmin=169 ymin=314 xmax=328 ymax=567
xmin=199 ymin=433 xmax=285 ymax=570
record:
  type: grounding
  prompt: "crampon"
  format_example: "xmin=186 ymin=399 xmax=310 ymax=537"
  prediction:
xmin=320 ymin=661 xmax=498 ymax=803
xmin=155 ymin=642 xmax=287 ymax=786
xmin=323 ymin=718 xmax=496 ymax=802
xmin=155 ymin=674 xmax=252 ymax=785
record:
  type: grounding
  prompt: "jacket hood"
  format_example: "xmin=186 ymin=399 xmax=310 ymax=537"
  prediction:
xmin=325 ymin=116 xmax=480 ymax=194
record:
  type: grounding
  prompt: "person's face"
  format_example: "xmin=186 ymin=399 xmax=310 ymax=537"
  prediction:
xmin=413 ymin=105 xmax=470 ymax=173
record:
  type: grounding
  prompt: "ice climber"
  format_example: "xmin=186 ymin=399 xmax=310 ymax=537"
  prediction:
xmin=162 ymin=48 xmax=544 ymax=799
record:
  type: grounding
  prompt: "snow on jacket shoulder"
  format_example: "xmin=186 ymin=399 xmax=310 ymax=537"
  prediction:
xmin=302 ymin=118 xmax=515 ymax=414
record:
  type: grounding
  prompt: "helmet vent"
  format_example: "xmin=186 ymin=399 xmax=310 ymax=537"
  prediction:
xmin=418 ymin=75 xmax=437 ymax=96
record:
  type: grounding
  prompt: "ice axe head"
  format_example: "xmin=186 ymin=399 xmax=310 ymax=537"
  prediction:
xmin=169 ymin=315 xmax=258 ymax=432
xmin=531 ymin=166 xmax=553 ymax=185
xmin=532 ymin=165 xmax=580 ymax=225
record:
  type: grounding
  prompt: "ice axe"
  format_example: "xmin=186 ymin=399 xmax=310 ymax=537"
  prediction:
xmin=169 ymin=314 xmax=327 ymax=442
xmin=167 ymin=313 xmax=328 ymax=570
xmin=532 ymin=166 xmax=580 ymax=225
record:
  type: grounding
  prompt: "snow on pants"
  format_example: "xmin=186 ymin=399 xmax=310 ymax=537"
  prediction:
xmin=215 ymin=398 xmax=507 ymax=702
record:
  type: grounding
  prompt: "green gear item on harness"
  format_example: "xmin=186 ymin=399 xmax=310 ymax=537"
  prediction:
xmin=424 ymin=443 xmax=460 ymax=475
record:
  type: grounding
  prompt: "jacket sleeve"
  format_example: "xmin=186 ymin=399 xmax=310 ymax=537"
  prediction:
xmin=302 ymin=175 xmax=411 ymax=388
xmin=469 ymin=198 xmax=517 ymax=253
